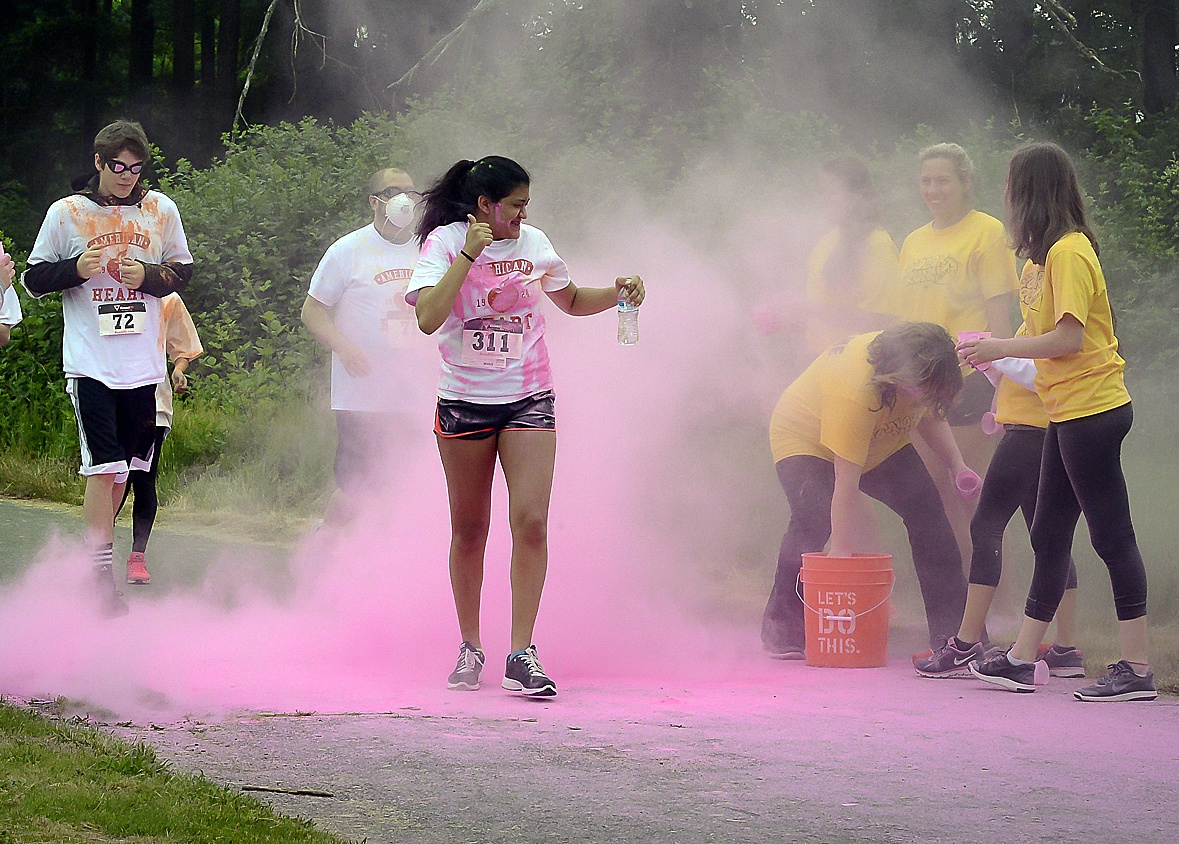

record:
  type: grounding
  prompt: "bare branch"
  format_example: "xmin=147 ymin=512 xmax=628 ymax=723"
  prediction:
xmin=233 ymin=0 xmax=282 ymax=136
xmin=385 ymin=0 xmax=505 ymax=92
xmin=1038 ymin=1 xmax=1135 ymax=79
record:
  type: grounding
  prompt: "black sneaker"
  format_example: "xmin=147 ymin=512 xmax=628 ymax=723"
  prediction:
xmin=762 ymin=615 xmax=805 ymax=660
xmin=95 ymin=564 xmax=128 ymax=618
xmin=914 ymin=636 xmax=983 ymax=678
xmin=969 ymin=652 xmax=1048 ymax=692
xmin=502 ymin=645 xmax=557 ymax=697
xmin=1073 ymin=661 xmax=1157 ymax=702
xmin=1040 ymin=644 xmax=1086 ymax=678
xmin=446 ymin=641 xmax=485 ymax=691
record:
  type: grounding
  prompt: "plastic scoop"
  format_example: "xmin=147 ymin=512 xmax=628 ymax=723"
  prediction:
xmin=957 ymin=330 xmax=992 ymax=371
xmin=955 ymin=468 xmax=982 ymax=500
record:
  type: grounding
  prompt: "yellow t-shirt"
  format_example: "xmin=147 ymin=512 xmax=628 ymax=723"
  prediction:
xmin=805 ymin=228 xmax=899 ymax=354
xmin=769 ymin=332 xmax=927 ymax=470
xmin=1026 ymin=232 xmax=1129 ymax=423
xmin=896 ymin=210 xmax=1019 ymax=338
xmin=994 ymin=261 xmax=1049 ymax=428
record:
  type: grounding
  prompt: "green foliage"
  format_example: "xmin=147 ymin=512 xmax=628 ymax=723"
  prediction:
xmin=0 ymin=701 xmax=349 ymax=843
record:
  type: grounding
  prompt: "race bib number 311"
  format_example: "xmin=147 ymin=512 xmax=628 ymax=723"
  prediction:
xmin=460 ymin=317 xmax=524 ymax=369
xmin=98 ymin=302 xmax=147 ymax=336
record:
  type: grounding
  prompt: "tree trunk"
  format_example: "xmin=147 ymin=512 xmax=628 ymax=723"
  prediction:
xmin=1132 ymin=0 xmax=1178 ymax=113
xmin=80 ymin=0 xmax=99 ymax=135
xmin=129 ymin=0 xmax=155 ymax=94
xmin=199 ymin=1 xmax=217 ymax=88
xmin=172 ymin=0 xmax=197 ymax=94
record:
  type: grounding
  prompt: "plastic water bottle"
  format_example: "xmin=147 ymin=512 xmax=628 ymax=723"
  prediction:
xmin=617 ymin=299 xmax=639 ymax=345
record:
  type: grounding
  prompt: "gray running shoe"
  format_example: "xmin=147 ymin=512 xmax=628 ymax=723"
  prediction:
xmin=1073 ymin=661 xmax=1157 ymax=702
xmin=915 ymin=637 xmax=983 ymax=678
xmin=447 ymin=641 xmax=485 ymax=691
xmin=1040 ymin=644 xmax=1085 ymax=678
xmin=969 ymin=652 xmax=1048 ymax=692
xmin=502 ymin=645 xmax=557 ymax=697
xmin=95 ymin=564 xmax=128 ymax=618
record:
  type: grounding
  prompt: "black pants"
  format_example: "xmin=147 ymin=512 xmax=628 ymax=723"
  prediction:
xmin=117 ymin=426 xmax=168 ymax=554
xmin=969 ymin=425 xmax=1077 ymax=590
xmin=762 ymin=446 xmax=966 ymax=649
xmin=1027 ymin=402 xmax=1146 ymax=622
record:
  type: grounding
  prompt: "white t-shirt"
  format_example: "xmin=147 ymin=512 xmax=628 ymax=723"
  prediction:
xmin=308 ymin=224 xmax=422 ymax=412
xmin=406 ymin=222 xmax=571 ymax=403
xmin=24 ymin=191 xmax=194 ymax=389
xmin=0 ymin=284 xmax=23 ymax=326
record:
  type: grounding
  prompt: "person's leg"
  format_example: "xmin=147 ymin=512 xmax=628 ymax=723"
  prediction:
xmin=1054 ymin=404 xmax=1148 ymax=666
xmin=761 ymin=456 xmax=836 ymax=653
xmin=958 ymin=428 xmax=1044 ymax=643
xmin=496 ymin=429 xmax=557 ymax=653
xmin=436 ymin=434 xmax=498 ymax=649
xmin=860 ymin=444 xmax=965 ymax=646
xmin=130 ymin=426 xmax=165 ymax=554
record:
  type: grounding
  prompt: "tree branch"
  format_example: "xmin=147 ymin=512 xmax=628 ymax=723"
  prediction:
xmin=233 ymin=0 xmax=281 ymax=136
xmin=1039 ymin=0 xmax=1136 ymax=79
xmin=385 ymin=0 xmax=504 ymax=92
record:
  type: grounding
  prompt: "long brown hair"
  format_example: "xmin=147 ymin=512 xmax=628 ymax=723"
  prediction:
xmin=1006 ymin=141 xmax=1098 ymax=265
xmin=866 ymin=322 xmax=963 ymax=419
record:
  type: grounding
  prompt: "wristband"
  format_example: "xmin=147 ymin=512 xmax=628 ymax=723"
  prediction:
xmin=459 ymin=250 xmax=476 ymax=263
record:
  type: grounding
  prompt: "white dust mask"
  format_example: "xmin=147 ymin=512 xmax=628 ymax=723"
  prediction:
xmin=385 ymin=192 xmax=416 ymax=228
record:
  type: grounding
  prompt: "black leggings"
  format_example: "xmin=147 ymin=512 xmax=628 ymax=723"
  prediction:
xmin=117 ymin=426 xmax=167 ymax=554
xmin=762 ymin=446 xmax=967 ymax=648
xmin=1026 ymin=403 xmax=1146 ymax=622
xmin=968 ymin=426 xmax=1077 ymax=590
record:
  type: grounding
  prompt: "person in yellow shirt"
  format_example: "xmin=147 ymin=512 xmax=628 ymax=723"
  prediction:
xmin=897 ymin=143 xmax=1019 ymax=569
xmin=762 ymin=322 xmax=977 ymax=657
xmin=915 ymin=264 xmax=1082 ymax=678
xmin=803 ymin=157 xmax=898 ymax=357
xmin=959 ymin=142 xmax=1155 ymax=701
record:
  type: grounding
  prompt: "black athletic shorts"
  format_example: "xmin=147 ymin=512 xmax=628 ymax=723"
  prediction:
xmin=434 ymin=390 xmax=556 ymax=440
xmin=945 ymin=369 xmax=996 ymax=427
xmin=67 ymin=377 xmax=157 ymax=477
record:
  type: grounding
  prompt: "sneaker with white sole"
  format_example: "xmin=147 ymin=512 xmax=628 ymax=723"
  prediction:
xmin=1038 ymin=643 xmax=1085 ymax=678
xmin=126 ymin=551 xmax=151 ymax=585
xmin=914 ymin=636 xmax=984 ymax=678
xmin=1073 ymin=661 xmax=1157 ymax=702
xmin=502 ymin=645 xmax=557 ymax=697
xmin=446 ymin=641 xmax=485 ymax=691
xmin=969 ymin=652 xmax=1048 ymax=692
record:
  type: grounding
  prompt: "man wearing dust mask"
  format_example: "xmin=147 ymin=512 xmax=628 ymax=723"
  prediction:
xmin=301 ymin=168 xmax=424 ymax=532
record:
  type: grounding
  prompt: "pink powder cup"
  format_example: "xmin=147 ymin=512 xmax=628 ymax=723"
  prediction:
xmin=955 ymin=468 xmax=982 ymax=500
xmin=957 ymin=330 xmax=992 ymax=371
xmin=981 ymin=411 xmax=1001 ymax=436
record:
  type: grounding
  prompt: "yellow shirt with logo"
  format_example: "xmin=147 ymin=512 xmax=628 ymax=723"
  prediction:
xmin=805 ymin=228 xmax=899 ymax=354
xmin=897 ymin=210 xmax=1018 ymax=338
xmin=1025 ymin=232 xmax=1129 ymax=423
xmin=994 ymin=261 xmax=1049 ymax=428
xmin=770 ymin=332 xmax=927 ymax=470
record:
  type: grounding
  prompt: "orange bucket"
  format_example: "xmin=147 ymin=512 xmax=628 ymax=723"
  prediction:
xmin=798 ymin=552 xmax=894 ymax=668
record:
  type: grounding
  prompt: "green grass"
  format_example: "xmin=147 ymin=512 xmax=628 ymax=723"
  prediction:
xmin=0 ymin=701 xmax=351 ymax=844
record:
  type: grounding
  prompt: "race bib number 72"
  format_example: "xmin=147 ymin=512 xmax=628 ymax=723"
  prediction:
xmin=98 ymin=302 xmax=147 ymax=336
xmin=460 ymin=317 xmax=523 ymax=369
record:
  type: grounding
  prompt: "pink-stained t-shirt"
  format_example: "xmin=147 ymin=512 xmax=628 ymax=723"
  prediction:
xmin=406 ymin=222 xmax=571 ymax=403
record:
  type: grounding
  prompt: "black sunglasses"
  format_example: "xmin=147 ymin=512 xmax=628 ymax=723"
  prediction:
xmin=372 ymin=187 xmax=418 ymax=201
xmin=105 ymin=159 xmax=145 ymax=175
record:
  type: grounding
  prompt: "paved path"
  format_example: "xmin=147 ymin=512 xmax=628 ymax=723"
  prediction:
xmin=3 ymin=498 xmax=1176 ymax=844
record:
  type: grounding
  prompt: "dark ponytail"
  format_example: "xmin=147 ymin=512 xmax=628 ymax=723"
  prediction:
xmin=416 ymin=155 xmax=531 ymax=244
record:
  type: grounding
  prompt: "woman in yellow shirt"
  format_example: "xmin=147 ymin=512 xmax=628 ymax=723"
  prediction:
xmin=959 ymin=142 xmax=1155 ymax=701
xmin=762 ymin=322 xmax=976 ymax=657
xmin=803 ymin=157 xmax=898 ymax=357
xmin=916 ymin=267 xmax=1082 ymax=678
xmin=897 ymin=143 xmax=1020 ymax=569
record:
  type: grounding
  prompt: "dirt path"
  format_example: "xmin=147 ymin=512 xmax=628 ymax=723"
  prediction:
xmin=105 ymin=665 xmax=1179 ymax=844
xmin=4 ymin=498 xmax=1176 ymax=844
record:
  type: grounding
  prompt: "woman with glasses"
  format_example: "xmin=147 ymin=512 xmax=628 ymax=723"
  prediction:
xmin=407 ymin=156 xmax=644 ymax=697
